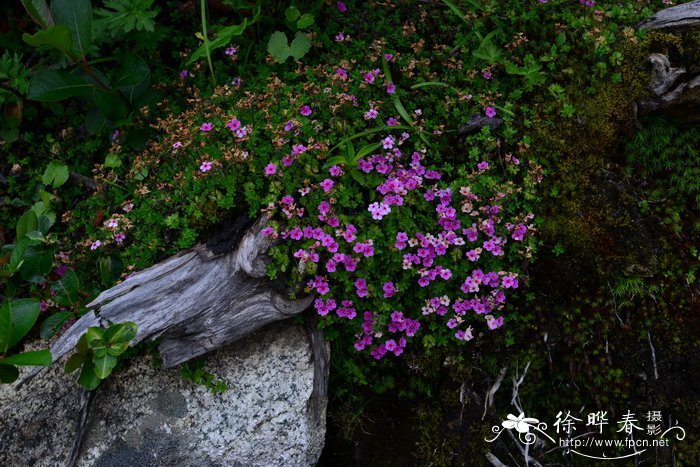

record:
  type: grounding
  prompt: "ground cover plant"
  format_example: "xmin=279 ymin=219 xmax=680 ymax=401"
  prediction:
xmin=1 ymin=0 xmax=699 ymax=465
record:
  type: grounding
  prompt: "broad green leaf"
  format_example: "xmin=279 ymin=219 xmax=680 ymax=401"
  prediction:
xmin=42 ymin=161 xmax=69 ymax=188
xmin=0 ymin=363 xmax=19 ymax=384
xmin=0 ymin=301 xmax=11 ymax=353
xmin=267 ymin=31 xmax=290 ymax=63
xmin=285 ymin=5 xmax=300 ymax=22
xmin=38 ymin=214 xmax=55 ymax=234
xmin=322 ymin=155 xmax=348 ymax=169
xmin=104 ymin=153 xmax=121 ymax=168
xmin=104 ymin=321 xmax=137 ymax=344
xmin=0 ymin=349 xmax=51 ymax=366
xmin=52 ymin=268 xmax=79 ymax=306
xmin=296 ymin=13 xmax=314 ymax=29
xmin=355 ymin=142 xmax=382 ymax=162
xmin=22 ymin=25 xmax=71 ymax=52
xmin=8 ymin=299 xmax=40 ymax=348
xmin=85 ymin=327 xmax=105 ymax=349
xmin=40 ymin=311 xmax=71 ymax=339
xmin=106 ymin=342 xmax=128 ymax=356
xmin=85 ymin=108 xmax=107 ymax=134
xmin=92 ymin=354 xmax=118 ymax=379
xmin=94 ymin=90 xmax=128 ymax=122
xmin=64 ymin=353 xmax=85 ymax=373
xmin=51 ymin=0 xmax=92 ymax=59
xmin=16 ymin=210 xmax=38 ymax=240
xmin=9 ymin=238 xmax=29 ymax=273
xmin=24 ymin=231 xmax=44 ymax=243
xmin=76 ymin=333 xmax=88 ymax=355
xmin=21 ymin=0 xmax=54 ymax=28
xmin=350 ymin=169 xmax=366 ymax=186
xmin=20 ymin=256 xmax=46 ymax=284
xmin=289 ymin=32 xmax=311 ymax=60
xmin=187 ymin=14 xmax=256 ymax=65
xmin=78 ymin=360 xmax=100 ymax=389
xmin=99 ymin=255 xmax=123 ymax=286
xmin=28 ymin=69 xmax=95 ymax=102
xmin=113 ymin=52 xmax=150 ymax=89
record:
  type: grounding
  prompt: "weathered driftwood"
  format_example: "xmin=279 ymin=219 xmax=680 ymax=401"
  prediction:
xmin=637 ymin=53 xmax=700 ymax=123
xmin=637 ymin=0 xmax=700 ymax=30
xmin=48 ymin=215 xmax=315 ymax=369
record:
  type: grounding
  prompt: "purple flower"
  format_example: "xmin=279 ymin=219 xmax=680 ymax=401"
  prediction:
xmin=114 ymin=232 xmax=126 ymax=243
xmin=384 ymin=53 xmax=394 ymax=61
xmin=90 ymin=240 xmax=102 ymax=250
xmin=226 ymin=118 xmax=241 ymax=131
xmin=482 ymin=70 xmax=492 ymax=80
xmin=477 ymin=161 xmax=489 ymax=171
xmin=364 ymin=108 xmax=378 ymax=120
xmin=284 ymin=120 xmax=295 ymax=132
xmin=292 ymin=144 xmax=307 ymax=155
xmin=329 ymin=165 xmax=342 ymax=177
xmin=320 ymin=178 xmax=335 ymax=193
xmin=383 ymin=282 xmax=397 ymax=298
xmin=264 ymin=163 xmax=278 ymax=175
xmin=200 ymin=122 xmax=213 ymax=131
xmin=300 ymin=105 xmax=312 ymax=116
xmin=335 ymin=68 xmax=348 ymax=79
xmin=179 ymin=69 xmax=188 ymax=78
xmin=386 ymin=83 xmax=396 ymax=94
xmin=337 ymin=1 xmax=347 ymax=13
xmin=225 ymin=46 xmax=237 ymax=56
xmin=200 ymin=161 xmax=213 ymax=172
xmin=386 ymin=117 xmax=398 ymax=126
xmin=363 ymin=72 xmax=376 ymax=84
xmin=485 ymin=106 xmax=497 ymax=118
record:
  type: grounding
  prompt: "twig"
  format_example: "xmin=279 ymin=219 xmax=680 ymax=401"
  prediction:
xmin=485 ymin=451 xmax=508 ymax=467
xmin=67 ymin=389 xmax=96 ymax=467
xmin=647 ymin=330 xmax=659 ymax=380
xmin=483 ymin=366 xmax=507 ymax=420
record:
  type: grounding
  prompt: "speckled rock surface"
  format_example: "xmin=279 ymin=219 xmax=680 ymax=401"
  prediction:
xmin=0 ymin=321 xmax=327 ymax=467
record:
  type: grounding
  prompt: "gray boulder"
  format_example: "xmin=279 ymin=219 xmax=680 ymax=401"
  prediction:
xmin=0 ymin=321 xmax=328 ymax=467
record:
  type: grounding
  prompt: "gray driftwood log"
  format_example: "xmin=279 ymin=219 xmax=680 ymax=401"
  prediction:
xmin=637 ymin=0 xmax=700 ymax=31
xmin=46 ymin=215 xmax=315 ymax=369
xmin=635 ymin=2 xmax=700 ymax=124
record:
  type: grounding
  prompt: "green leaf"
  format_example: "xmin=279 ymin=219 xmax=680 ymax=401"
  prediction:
xmin=322 ymin=155 xmax=348 ymax=168
xmin=9 ymin=238 xmax=29 ymax=273
xmin=76 ymin=333 xmax=88 ymax=355
xmin=187 ymin=15 xmax=256 ymax=65
xmin=24 ymin=231 xmax=44 ymax=243
xmin=0 ymin=301 xmax=11 ymax=353
xmin=21 ymin=0 xmax=55 ymax=29
xmin=0 ymin=349 xmax=51 ymax=366
xmin=64 ymin=353 xmax=85 ymax=373
xmin=16 ymin=210 xmax=38 ymax=240
xmin=8 ymin=299 xmax=40 ymax=348
xmin=94 ymin=90 xmax=128 ymax=122
xmin=285 ymin=5 xmax=300 ymax=22
xmin=51 ymin=0 xmax=92 ymax=59
xmin=42 ymin=161 xmax=69 ymax=188
xmin=104 ymin=321 xmax=137 ymax=344
xmin=289 ymin=32 xmax=311 ymax=60
xmin=38 ymin=214 xmax=55 ymax=234
xmin=28 ymin=69 xmax=95 ymax=102
xmin=52 ymin=269 xmax=80 ymax=306
xmin=350 ymin=169 xmax=366 ymax=186
xmin=296 ymin=13 xmax=314 ymax=29
xmin=22 ymin=25 xmax=72 ymax=53
xmin=40 ymin=312 xmax=72 ymax=339
xmin=267 ymin=31 xmax=290 ymax=63
xmin=92 ymin=353 xmax=118 ymax=379
xmin=85 ymin=108 xmax=107 ymax=134
xmin=104 ymin=153 xmax=121 ymax=168
xmin=85 ymin=327 xmax=105 ymax=349
xmin=113 ymin=52 xmax=150 ymax=91
xmin=355 ymin=142 xmax=382 ymax=162
xmin=98 ymin=255 xmax=124 ymax=286
xmin=78 ymin=360 xmax=101 ymax=390
xmin=0 ymin=363 xmax=19 ymax=384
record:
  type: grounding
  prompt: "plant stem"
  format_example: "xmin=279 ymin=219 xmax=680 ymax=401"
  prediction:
xmin=200 ymin=0 xmax=216 ymax=86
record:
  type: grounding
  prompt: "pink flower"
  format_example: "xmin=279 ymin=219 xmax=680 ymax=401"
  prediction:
xmin=382 ymin=135 xmax=395 ymax=149
xmin=386 ymin=117 xmax=398 ymax=126
xmin=335 ymin=68 xmax=348 ymax=79
xmin=477 ymin=161 xmax=489 ymax=171
xmin=284 ymin=120 xmax=295 ymax=131
xmin=363 ymin=72 xmax=375 ymax=84
xmin=386 ymin=83 xmax=396 ymax=94
xmin=482 ymin=70 xmax=492 ymax=80
xmin=225 ymin=46 xmax=237 ymax=56
xmin=383 ymin=282 xmax=397 ymax=298
xmin=292 ymin=144 xmax=307 ymax=155
xmin=485 ymin=107 xmax=497 ymax=118
xmin=264 ymin=163 xmax=278 ymax=175
xmin=226 ymin=118 xmax=241 ymax=131
xmin=300 ymin=105 xmax=312 ymax=116
xmin=172 ymin=141 xmax=183 ymax=149
xmin=114 ymin=233 xmax=126 ymax=243
xmin=90 ymin=240 xmax=102 ymax=250
xmin=200 ymin=122 xmax=213 ymax=131
xmin=364 ymin=108 xmax=378 ymax=119
xmin=329 ymin=165 xmax=342 ymax=177
xmin=261 ymin=227 xmax=276 ymax=237
xmin=200 ymin=161 xmax=213 ymax=172
xmin=337 ymin=1 xmax=347 ymax=12
xmin=384 ymin=53 xmax=394 ymax=61
xmin=320 ymin=179 xmax=335 ymax=193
